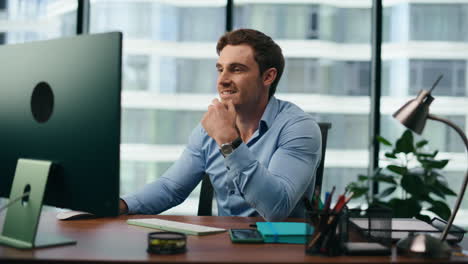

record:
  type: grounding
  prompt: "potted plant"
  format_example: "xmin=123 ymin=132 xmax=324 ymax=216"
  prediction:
xmin=346 ymin=129 xmax=456 ymax=223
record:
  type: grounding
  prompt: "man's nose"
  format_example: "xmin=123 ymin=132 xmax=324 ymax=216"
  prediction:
xmin=218 ymin=72 xmax=231 ymax=86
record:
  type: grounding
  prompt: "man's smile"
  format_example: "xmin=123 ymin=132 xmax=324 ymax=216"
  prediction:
xmin=220 ymin=89 xmax=237 ymax=95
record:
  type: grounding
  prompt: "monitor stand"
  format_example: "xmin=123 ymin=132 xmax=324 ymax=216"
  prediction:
xmin=0 ymin=159 xmax=76 ymax=249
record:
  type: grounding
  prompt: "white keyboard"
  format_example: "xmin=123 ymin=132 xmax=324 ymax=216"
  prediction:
xmin=127 ymin=218 xmax=226 ymax=236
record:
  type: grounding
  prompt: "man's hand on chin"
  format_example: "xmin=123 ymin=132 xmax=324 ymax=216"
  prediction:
xmin=201 ymin=99 xmax=239 ymax=146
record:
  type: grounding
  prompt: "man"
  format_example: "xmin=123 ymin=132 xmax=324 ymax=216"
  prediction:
xmin=120 ymin=29 xmax=321 ymax=221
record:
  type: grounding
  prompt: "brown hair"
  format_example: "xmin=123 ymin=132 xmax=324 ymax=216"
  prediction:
xmin=216 ymin=29 xmax=285 ymax=99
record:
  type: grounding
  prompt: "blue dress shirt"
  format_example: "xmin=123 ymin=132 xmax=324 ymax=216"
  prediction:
xmin=123 ymin=96 xmax=322 ymax=221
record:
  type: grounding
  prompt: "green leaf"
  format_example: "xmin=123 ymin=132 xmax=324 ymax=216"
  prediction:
xmin=373 ymin=175 xmax=397 ymax=185
xmin=401 ymin=173 xmax=425 ymax=196
xmin=388 ymin=198 xmax=421 ymax=218
xmin=419 ymin=193 xmax=435 ymax=203
xmin=387 ymin=165 xmax=407 ymax=175
xmin=395 ymin=130 xmax=415 ymax=154
xmin=346 ymin=182 xmax=359 ymax=190
xmin=420 ymin=159 xmax=449 ymax=169
xmin=377 ymin=136 xmax=392 ymax=146
xmin=416 ymin=139 xmax=428 ymax=148
xmin=377 ymin=186 xmax=397 ymax=198
xmin=432 ymin=159 xmax=449 ymax=169
xmin=348 ymin=186 xmax=369 ymax=199
xmin=426 ymin=183 xmax=448 ymax=199
xmin=434 ymin=180 xmax=457 ymax=196
xmin=385 ymin=152 xmax=397 ymax=159
xmin=358 ymin=175 xmax=369 ymax=181
xmin=416 ymin=152 xmax=436 ymax=158
xmin=415 ymin=214 xmax=431 ymax=224
xmin=428 ymin=200 xmax=452 ymax=221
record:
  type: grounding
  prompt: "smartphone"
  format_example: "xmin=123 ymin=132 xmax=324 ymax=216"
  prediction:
xmin=229 ymin=229 xmax=264 ymax=243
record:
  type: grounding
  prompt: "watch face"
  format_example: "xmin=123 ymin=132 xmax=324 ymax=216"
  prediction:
xmin=221 ymin=144 xmax=233 ymax=156
xmin=220 ymin=137 xmax=241 ymax=157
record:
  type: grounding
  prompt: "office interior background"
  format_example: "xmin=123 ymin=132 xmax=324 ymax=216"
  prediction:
xmin=0 ymin=0 xmax=467 ymax=227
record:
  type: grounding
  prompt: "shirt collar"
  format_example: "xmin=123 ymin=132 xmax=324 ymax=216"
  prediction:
xmin=258 ymin=96 xmax=279 ymax=133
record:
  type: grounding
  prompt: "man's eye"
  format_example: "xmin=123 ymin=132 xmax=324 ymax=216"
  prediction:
xmin=233 ymin=67 xmax=241 ymax=72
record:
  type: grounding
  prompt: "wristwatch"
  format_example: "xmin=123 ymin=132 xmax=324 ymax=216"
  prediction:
xmin=220 ymin=137 xmax=242 ymax=157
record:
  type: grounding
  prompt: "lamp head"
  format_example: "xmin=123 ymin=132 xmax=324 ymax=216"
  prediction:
xmin=393 ymin=74 xmax=443 ymax=134
xmin=392 ymin=90 xmax=434 ymax=135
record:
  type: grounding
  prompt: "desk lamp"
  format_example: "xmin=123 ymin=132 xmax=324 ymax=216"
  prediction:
xmin=393 ymin=75 xmax=468 ymax=258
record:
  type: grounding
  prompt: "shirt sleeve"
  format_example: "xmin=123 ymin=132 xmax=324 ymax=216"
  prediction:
xmin=122 ymin=125 xmax=206 ymax=214
xmin=224 ymin=116 xmax=321 ymax=221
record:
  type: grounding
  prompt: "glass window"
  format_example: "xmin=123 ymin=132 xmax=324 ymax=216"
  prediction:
xmin=235 ymin=4 xmax=318 ymax=40
xmin=177 ymin=58 xmax=218 ymax=93
xmin=381 ymin=2 xmax=468 ymax=226
xmin=409 ymin=60 xmax=466 ymax=97
xmin=91 ymin=0 xmax=225 ymax=215
xmin=236 ymin=2 xmax=372 ymax=197
xmin=122 ymin=109 xmax=204 ymax=145
xmin=410 ymin=4 xmax=468 ymax=42
xmin=0 ymin=0 xmax=76 ymax=45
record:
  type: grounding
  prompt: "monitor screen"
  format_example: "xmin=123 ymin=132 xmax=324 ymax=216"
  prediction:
xmin=0 ymin=32 xmax=122 ymax=217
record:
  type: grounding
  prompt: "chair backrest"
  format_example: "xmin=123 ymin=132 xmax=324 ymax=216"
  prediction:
xmin=197 ymin=122 xmax=332 ymax=216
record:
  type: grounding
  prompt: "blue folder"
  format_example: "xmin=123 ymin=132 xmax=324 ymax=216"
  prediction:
xmin=256 ymin=222 xmax=313 ymax=244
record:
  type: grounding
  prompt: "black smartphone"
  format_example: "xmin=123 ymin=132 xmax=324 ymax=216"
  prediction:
xmin=229 ymin=229 xmax=264 ymax=243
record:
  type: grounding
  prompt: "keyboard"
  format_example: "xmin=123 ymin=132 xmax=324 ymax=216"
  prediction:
xmin=127 ymin=218 xmax=226 ymax=236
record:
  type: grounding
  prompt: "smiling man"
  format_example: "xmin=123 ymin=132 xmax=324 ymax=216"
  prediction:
xmin=120 ymin=29 xmax=322 ymax=221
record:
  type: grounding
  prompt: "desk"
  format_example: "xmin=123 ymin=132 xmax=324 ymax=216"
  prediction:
xmin=0 ymin=213 xmax=467 ymax=263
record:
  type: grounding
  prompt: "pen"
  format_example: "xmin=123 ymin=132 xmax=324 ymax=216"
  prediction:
xmin=332 ymin=195 xmax=345 ymax=213
xmin=323 ymin=186 xmax=335 ymax=212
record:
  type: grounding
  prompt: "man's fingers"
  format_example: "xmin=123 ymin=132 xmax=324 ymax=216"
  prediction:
xmin=209 ymin=98 xmax=228 ymax=111
xmin=226 ymin=100 xmax=235 ymax=113
xmin=211 ymin=98 xmax=221 ymax=105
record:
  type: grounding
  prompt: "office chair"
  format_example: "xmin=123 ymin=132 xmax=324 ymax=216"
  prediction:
xmin=197 ymin=122 xmax=332 ymax=216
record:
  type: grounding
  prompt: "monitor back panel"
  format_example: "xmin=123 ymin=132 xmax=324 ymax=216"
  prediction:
xmin=0 ymin=32 xmax=122 ymax=216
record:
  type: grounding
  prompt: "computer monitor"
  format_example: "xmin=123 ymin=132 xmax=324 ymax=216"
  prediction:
xmin=0 ymin=32 xmax=122 ymax=248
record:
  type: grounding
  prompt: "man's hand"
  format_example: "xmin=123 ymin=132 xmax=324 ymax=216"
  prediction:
xmin=119 ymin=199 xmax=129 ymax=215
xmin=201 ymin=99 xmax=239 ymax=146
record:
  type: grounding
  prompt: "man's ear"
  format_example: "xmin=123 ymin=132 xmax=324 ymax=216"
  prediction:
xmin=262 ymin=68 xmax=277 ymax=87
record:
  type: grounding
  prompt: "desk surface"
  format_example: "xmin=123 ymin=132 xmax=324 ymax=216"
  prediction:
xmin=1 ymin=213 xmax=467 ymax=264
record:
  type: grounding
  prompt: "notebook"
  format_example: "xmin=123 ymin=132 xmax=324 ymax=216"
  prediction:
xmin=256 ymin=222 xmax=313 ymax=244
xmin=127 ymin=218 xmax=226 ymax=236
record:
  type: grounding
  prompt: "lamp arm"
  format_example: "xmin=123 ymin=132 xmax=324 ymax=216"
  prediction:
xmin=428 ymin=114 xmax=468 ymax=241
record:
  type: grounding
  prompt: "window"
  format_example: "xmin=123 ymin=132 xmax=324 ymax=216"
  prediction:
xmin=409 ymin=60 xmax=466 ymax=97
xmin=381 ymin=2 xmax=468 ymax=226
xmin=90 ymin=0 xmax=225 ymax=215
xmin=235 ymin=4 xmax=320 ymax=40
xmin=236 ymin=1 xmax=372 ymax=198
xmin=410 ymin=4 xmax=468 ymax=42
xmin=0 ymin=0 xmax=76 ymax=45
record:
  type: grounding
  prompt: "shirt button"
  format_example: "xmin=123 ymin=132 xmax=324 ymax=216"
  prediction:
xmin=226 ymin=166 xmax=230 ymax=170
xmin=229 ymin=190 xmax=235 ymax=195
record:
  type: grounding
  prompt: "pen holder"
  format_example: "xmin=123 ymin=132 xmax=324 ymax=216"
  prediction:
xmin=305 ymin=208 xmax=347 ymax=256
